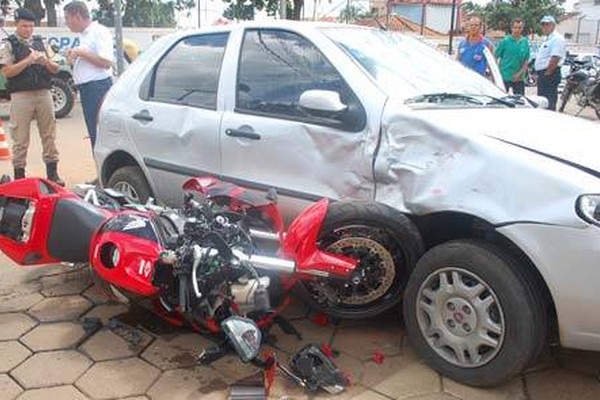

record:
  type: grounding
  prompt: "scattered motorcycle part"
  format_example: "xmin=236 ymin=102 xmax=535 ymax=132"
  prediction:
xmin=222 ymin=316 xmax=262 ymax=363
xmin=288 ymin=343 xmax=348 ymax=394
xmin=229 ymin=373 xmax=267 ymax=400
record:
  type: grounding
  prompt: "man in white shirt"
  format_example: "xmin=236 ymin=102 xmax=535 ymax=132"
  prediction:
xmin=534 ymin=15 xmax=566 ymax=111
xmin=63 ymin=1 xmax=113 ymax=149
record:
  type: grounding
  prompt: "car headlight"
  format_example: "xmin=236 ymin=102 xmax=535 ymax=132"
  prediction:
xmin=575 ymin=195 xmax=600 ymax=226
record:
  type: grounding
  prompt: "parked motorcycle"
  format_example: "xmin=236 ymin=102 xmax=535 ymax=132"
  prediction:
xmin=525 ymin=59 xmax=537 ymax=87
xmin=0 ymin=176 xmax=404 ymax=393
xmin=558 ymin=63 xmax=600 ymax=118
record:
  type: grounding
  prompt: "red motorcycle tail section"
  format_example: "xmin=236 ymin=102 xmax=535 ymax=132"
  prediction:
xmin=282 ymin=199 xmax=357 ymax=278
xmin=183 ymin=177 xmax=284 ymax=238
xmin=0 ymin=178 xmax=104 ymax=265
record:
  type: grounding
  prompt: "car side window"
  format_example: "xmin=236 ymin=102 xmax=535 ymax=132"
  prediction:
xmin=150 ymin=33 xmax=229 ymax=109
xmin=236 ymin=29 xmax=365 ymax=131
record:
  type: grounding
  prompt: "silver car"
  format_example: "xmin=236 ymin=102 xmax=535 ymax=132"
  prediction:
xmin=96 ymin=21 xmax=600 ymax=387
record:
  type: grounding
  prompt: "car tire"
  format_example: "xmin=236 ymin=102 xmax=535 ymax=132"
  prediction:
xmin=106 ymin=166 xmax=152 ymax=204
xmin=51 ymin=78 xmax=74 ymax=119
xmin=295 ymin=201 xmax=424 ymax=320
xmin=403 ymin=239 xmax=547 ymax=387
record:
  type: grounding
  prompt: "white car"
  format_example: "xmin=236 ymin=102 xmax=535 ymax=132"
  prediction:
xmin=96 ymin=21 xmax=600 ymax=387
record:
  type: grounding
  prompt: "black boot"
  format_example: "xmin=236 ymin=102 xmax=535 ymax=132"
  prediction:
xmin=14 ymin=168 xmax=25 ymax=180
xmin=46 ymin=162 xmax=65 ymax=187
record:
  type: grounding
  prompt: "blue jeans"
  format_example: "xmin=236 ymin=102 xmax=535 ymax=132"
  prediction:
xmin=537 ymin=69 xmax=561 ymax=111
xmin=78 ymin=77 xmax=112 ymax=148
xmin=503 ymin=80 xmax=525 ymax=96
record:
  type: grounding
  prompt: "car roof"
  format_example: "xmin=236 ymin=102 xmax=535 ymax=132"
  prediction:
xmin=163 ymin=21 xmax=374 ymax=41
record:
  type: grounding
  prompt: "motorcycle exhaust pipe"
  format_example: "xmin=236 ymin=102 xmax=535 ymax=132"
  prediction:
xmin=231 ymin=249 xmax=295 ymax=274
xmin=249 ymin=229 xmax=280 ymax=242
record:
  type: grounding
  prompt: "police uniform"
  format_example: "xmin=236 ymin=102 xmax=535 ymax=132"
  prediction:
xmin=0 ymin=8 xmax=63 ymax=185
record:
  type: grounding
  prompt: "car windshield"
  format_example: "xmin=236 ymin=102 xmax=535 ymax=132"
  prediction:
xmin=320 ymin=27 xmax=505 ymax=103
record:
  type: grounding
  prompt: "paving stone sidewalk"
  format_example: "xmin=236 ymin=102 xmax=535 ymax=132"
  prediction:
xmin=1 ymin=264 xmax=600 ymax=400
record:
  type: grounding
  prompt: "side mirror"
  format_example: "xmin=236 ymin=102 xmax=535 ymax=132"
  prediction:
xmin=526 ymin=95 xmax=548 ymax=109
xmin=222 ymin=316 xmax=262 ymax=363
xmin=299 ymin=90 xmax=348 ymax=114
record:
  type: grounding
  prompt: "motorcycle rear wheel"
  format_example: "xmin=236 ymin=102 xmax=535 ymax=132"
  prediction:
xmin=294 ymin=201 xmax=424 ymax=319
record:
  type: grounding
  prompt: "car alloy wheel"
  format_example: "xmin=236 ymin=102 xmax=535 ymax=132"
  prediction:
xmin=416 ymin=267 xmax=505 ymax=368
xmin=113 ymin=181 xmax=141 ymax=203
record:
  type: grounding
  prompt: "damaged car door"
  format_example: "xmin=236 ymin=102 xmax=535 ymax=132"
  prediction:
xmin=219 ymin=28 xmax=382 ymax=215
xmin=123 ymin=33 xmax=229 ymax=205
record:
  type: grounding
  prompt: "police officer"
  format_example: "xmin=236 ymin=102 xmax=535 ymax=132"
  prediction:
xmin=0 ymin=8 xmax=64 ymax=185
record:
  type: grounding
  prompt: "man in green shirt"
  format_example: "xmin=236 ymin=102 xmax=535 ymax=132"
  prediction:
xmin=495 ymin=19 xmax=530 ymax=95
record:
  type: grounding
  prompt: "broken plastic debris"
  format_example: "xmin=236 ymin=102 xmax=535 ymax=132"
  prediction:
xmin=310 ymin=312 xmax=330 ymax=327
xmin=372 ymin=350 xmax=385 ymax=364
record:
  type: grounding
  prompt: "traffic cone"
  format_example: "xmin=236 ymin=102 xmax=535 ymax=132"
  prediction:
xmin=0 ymin=119 xmax=11 ymax=161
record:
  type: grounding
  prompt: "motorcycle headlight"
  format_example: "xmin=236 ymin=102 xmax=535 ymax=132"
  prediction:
xmin=575 ymin=195 xmax=600 ymax=226
xmin=221 ymin=316 xmax=261 ymax=363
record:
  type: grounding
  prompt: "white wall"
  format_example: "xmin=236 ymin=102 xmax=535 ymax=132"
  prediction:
xmin=6 ymin=27 xmax=176 ymax=52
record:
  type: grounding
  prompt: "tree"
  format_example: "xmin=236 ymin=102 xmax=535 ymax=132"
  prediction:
xmin=23 ymin=0 xmax=45 ymax=25
xmin=222 ymin=0 xmax=277 ymax=21
xmin=93 ymin=0 xmax=195 ymax=28
xmin=463 ymin=0 xmax=565 ymax=36
xmin=338 ymin=4 xmax=366 ymax=23
xmin=221 ymin=0 xmax=303 ymax=21
xmin=43 ymin=0 xmax=60 ymax=26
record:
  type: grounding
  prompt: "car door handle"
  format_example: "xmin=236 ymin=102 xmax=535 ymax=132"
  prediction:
xmin=225 ymin=128 xmax=261 ymax=140
xmin=132 ymin=110 xmax=153 ymax=122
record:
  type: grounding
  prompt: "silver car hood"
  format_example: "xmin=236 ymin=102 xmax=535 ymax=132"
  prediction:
xmin=375 ymin=106 xmax=600 ymax=226
xmin=415 ymin=108 xmax=600 ymax=173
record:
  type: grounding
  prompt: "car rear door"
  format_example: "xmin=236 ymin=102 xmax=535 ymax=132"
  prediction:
xmin=127 ymin=32 xmax=229 ymax=205
xmin=219 ymin=27 xmax=384 ymax=218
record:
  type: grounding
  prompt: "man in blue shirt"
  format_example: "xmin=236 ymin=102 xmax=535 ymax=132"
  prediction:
xmin=458 ymin=16 xmax=494 ymax=76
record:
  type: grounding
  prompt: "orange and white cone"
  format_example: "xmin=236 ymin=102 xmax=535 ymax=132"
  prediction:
xmin=0 ymin=119 xmax=11 ymax=161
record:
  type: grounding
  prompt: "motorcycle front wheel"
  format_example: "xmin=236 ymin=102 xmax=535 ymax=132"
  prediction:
xmin=558 ymin=86 xmax=572 ymax=113
xmin=294 ymin=201 xmax=424 ymax=319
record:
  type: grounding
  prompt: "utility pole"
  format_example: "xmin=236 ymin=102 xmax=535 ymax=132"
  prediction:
xmin=448 ymin=0 xmax=457 ymax=55
xmin=281 ymin=0 xmax=287 ymax=19
xmin=114 ymin=0 xmax=124 ymax=76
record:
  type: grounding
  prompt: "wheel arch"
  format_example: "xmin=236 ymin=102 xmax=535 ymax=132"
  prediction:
xmin=100 ymin=151 xmax=145 ymax=187
xmin=409 ymin=211 xmax=558 ymax=343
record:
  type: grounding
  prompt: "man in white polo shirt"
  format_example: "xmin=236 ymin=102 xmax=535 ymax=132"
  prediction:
xmin=535 ymin=15 xmax=566 ymax=111
xmin=63 ymin=1 xmax=113 ymax=150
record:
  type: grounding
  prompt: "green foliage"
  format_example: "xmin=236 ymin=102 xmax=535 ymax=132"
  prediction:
xmin=338 ymin=4 xmax=366 ymax=23
xmin=93 ymin=0 xmax=195 ymax=28
xmin=222 ymin=0 xmax=278 ymax=20
xmin=463 ymin=0 xmax=566 ymax=36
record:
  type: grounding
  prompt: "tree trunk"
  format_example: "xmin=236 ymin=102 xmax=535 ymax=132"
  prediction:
xmin=43 ymin=0 xmax=57 ymax=27
xmin=24 ymin=0 xmax=45 ymax=26
xmin=291 ymin=0 xmax=302 ymax=20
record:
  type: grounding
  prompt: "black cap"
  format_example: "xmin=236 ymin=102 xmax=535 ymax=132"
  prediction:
xmin=14 ymin=8 xmax=37 ymax=22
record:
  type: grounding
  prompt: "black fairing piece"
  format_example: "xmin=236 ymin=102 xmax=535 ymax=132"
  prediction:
xmin=47 ymin=198 xmax=106 ymax=263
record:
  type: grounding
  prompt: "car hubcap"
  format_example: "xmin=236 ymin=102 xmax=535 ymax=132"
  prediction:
xmin=324 ymin=236 xmax=395 ymax=305
xmin=416 ymin=268 xmax=505 ymax=368
xmin=113 ymin=181 xmax=140 ymax=203
xmin=51 ymin=86 xmax=67 ymax=111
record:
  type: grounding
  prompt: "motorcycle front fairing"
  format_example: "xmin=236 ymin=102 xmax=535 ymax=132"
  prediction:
xmin=0 ymin=178 xmax=109 ymax=265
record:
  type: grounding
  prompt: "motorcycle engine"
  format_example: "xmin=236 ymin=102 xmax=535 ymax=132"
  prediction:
xmin=153 ymin=200 xmax=274 ymax=326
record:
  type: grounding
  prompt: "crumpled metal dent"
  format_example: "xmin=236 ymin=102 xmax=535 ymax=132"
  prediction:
xmin=374 ymin=109 xmax=590 ymax=227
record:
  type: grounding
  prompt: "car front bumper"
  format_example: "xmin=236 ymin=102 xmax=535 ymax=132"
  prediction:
xmin=498 ymin=222 xmax=600 ymax=351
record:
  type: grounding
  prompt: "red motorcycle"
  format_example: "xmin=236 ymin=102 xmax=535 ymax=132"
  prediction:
xmin=0 ymin=176 xmax=365 ymax=393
